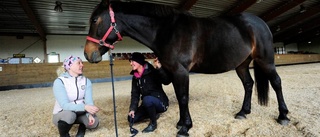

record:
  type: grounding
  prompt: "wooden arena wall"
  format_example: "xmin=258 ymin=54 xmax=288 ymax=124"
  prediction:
xmin=0 ymin=54 xmax=320 ymax=87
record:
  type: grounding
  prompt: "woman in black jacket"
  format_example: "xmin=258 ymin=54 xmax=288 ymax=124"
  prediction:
xmin=127 ymin=52 xmax=172 ymax=133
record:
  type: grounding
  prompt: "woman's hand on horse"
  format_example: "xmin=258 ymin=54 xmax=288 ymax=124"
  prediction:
xmin=154 ymin=58 xmax=161 ymax=69
xmin=128 ymin=110 xmax=135 ymax=118
xmin=85 ymin=105 xmax=100 ymax=115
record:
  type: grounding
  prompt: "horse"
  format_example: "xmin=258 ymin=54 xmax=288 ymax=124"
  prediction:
xmin=84 ymin=1 xmax=290 ymax=136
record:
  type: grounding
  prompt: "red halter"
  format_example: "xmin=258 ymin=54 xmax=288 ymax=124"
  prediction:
xmin=86 ymin=5 xmax=123 ymax=49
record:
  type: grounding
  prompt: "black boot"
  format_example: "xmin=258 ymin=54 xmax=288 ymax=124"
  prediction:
xmin=76 ymin=123 xmax=86 ymax=137
xmin=156 ymin=113 xmax=160 ymax=120
xmin=142 ymin=106 xmax=157 ymax=133
xmin=142 ymin=122 xmax=157 ymax=133
xmin=57 ymin=120 xmax=72 ymax=137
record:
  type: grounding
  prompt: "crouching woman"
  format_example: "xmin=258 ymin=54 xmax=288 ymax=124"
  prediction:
xmin=52 ymin=55 xmax=99 ymax=137
xmin=127 ymin=52 xmax=172 ymax=133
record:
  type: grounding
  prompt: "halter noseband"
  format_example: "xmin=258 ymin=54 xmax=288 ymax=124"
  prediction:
xmin=86 ymin=5 xmax=123 ymax=49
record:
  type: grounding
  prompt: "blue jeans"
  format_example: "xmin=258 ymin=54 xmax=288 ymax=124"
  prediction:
xmin=142 ymin=96 xmax=167 ymax=112
xmin=128 ymin=95 xmax=167 ymax=123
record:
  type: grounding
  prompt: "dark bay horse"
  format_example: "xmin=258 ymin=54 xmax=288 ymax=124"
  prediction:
xmin=84 ymin=1 xmax=290 ymax=136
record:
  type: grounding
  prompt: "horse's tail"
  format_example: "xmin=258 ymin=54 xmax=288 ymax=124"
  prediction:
xmin=253 ymin=61 xmax=269 ymax=106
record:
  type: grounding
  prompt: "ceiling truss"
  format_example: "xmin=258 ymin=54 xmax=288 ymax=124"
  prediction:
xmin=0 ymin=0 xmax=319 ymax=44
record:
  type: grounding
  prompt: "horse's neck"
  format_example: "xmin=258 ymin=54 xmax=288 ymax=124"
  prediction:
xmin=120 ymin=15 xmax=158 ymax=50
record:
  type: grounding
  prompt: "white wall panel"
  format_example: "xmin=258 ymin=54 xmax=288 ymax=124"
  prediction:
xmin=0 ymin=35 xmax=151 ymax=63
xmin=0 ymin=36 xmax=44 ymax=62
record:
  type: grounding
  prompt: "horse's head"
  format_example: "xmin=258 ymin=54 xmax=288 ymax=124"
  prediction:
xmin=84 ymin=0 xmax=122 ymax=63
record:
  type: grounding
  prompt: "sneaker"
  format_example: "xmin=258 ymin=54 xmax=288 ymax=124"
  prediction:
xmin=142 ymin=123 xmax=157 ymax=133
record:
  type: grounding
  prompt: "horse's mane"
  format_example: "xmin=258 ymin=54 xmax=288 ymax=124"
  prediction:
xmin=91 ymin=1 xmax=191 ymax=19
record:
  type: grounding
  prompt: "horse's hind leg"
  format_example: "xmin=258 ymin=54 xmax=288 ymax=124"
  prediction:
xmin=267 ymin=66 xmax=290 ymax=125
xmin=255 ymin=60 xmax=290 ymax=125
xmin=235 ymin=57 xmax=254 ymax=119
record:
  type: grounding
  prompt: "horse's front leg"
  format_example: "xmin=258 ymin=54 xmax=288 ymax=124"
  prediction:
xmin=172 ymin=69 xmax=192 ymax=137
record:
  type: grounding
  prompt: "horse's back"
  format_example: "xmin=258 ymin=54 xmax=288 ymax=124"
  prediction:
xmin=188 ymin=13 xmax=273 ymax=74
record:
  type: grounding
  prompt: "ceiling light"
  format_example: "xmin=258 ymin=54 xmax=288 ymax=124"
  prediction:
xmin=256 ymin=0 xmax=263 ymax=3
xmin=299 ymin=5 xmax=306 ymax=13
xmin=276 ymin=26 xmax=281 ymax=31
xmin=54 ymin=1 xmax=63 ymax=12
xmin=298 ymin=28 xmax=303 ymax=33
xmin=68 ymin=21 xmax=86 ymax=30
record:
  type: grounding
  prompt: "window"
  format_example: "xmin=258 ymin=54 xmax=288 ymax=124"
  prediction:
xmin=274 ymin=47 xmax=285 ymax=54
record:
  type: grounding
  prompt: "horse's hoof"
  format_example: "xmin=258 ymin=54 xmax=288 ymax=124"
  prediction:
xmin=177 ymin=132 xmax=189 ymax=137
xmin=176 ymin=126 xmax=189 ymax=137
xmin=235 ymin=115 xmax=246 ymax=119
xmin=277 ymin=119 xmax=290 ymax=125
xmin=177 ymin=134 xmax=189 ymax=137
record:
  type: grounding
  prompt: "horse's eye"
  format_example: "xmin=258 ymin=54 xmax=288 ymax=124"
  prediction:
xmin=91 ymin=18 xmax=98 ymax=23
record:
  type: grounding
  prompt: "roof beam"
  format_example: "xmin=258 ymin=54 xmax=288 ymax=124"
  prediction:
xmin=19 ymin=0 xmax=46 ymax=41
xmin=270 ymin=3 xmax=320 ymax=34
xmin=283 ymin=26 xmax=320 ymax=44
xmin=225 ymin=0 xmax=256 ymax=15
xmin=178 ymin=0 xmax=199 ymax=10
xmin=274 ymin=17 xmax=320 ymax=42
xmin=260 ymin=0 xmax=306 ymax=22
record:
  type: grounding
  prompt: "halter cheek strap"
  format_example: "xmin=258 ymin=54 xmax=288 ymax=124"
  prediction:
xmin=86 ymin=5 xmax=123 ymax=49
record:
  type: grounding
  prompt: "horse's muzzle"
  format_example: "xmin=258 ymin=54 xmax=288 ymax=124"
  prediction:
xmin=84 ymin=51 xmax=102 ymax=63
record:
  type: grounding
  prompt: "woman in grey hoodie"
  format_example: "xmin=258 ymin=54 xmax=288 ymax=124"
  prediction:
xmin=52 ymin=55 xmax=99 ymax=137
